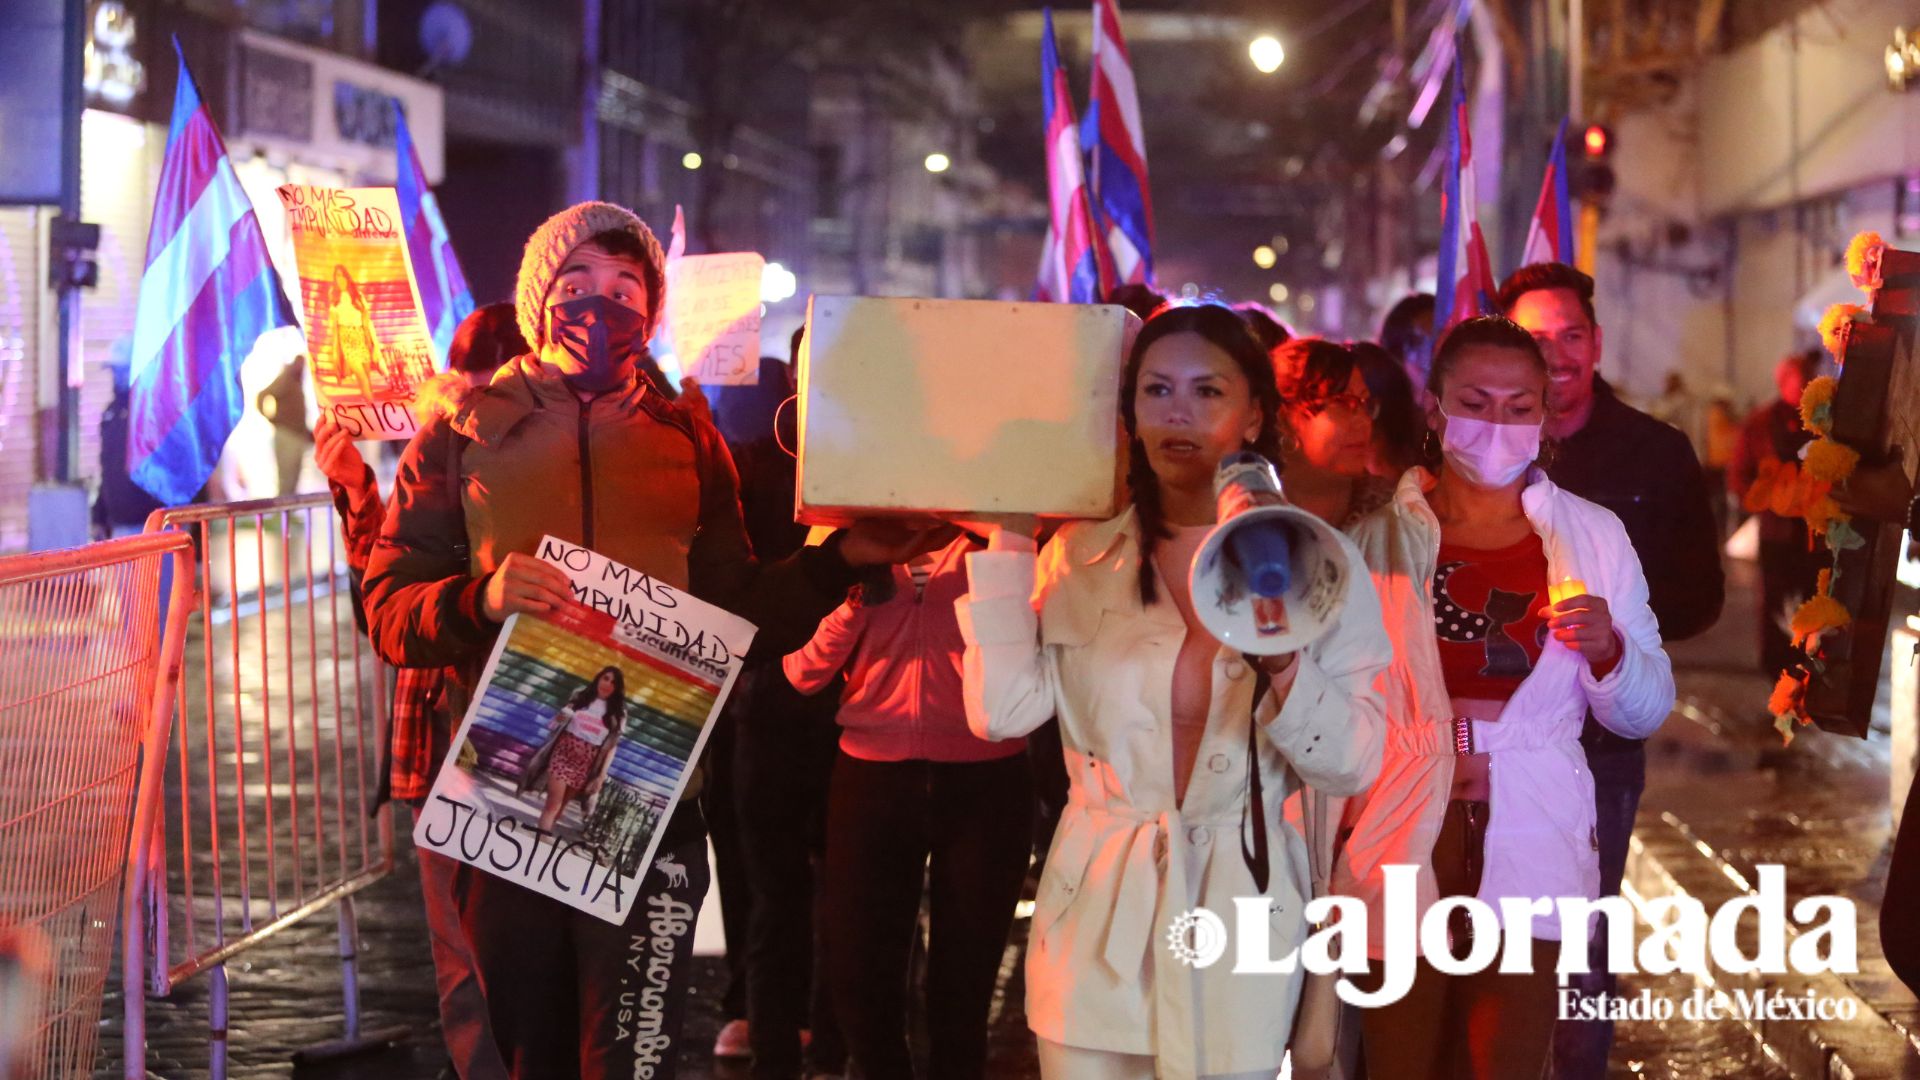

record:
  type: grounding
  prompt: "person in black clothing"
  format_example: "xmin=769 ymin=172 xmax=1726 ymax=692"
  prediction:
xmin=1498 ymin=262 xmax=1725 ymax=1080
xmin=711 ymin=347 xmax=849 ymax=1080
xmin=95 ymin=363 xmax=166 ymax=538
xmin=1729 ymin=350 xmax=1826 ymax=677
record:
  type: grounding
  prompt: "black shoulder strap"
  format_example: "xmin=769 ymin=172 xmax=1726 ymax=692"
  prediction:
xmin=1241 ymin=660 xmax=1273 ymax=893
xmin=443 ymin=423 xmax=471 ymax=568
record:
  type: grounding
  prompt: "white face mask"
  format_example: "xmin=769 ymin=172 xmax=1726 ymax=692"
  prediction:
xmin=1439 ymin=410 xmax=1542 ymax=488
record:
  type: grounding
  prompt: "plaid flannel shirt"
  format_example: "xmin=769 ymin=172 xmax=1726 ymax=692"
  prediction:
xmin=332 ymin=470 xmax=449 ymax=805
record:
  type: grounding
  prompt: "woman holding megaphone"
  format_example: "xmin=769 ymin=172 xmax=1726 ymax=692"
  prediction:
xmin=954 ymin=303 xmax=1390 ymax=1080
xmin=1341 ymin=316 xmax=1676 ymax=1080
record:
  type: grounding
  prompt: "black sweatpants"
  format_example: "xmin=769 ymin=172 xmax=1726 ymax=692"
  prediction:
xmin=824 ymin=751 xmax=1034 ymax=1080
xmin=454 ymin=806 xmax=709 ymax=1080
xmin=735 ymin=668 xmax=846 ymax=1078
xmin=702 ymin=699 xmax=751 ymax=1022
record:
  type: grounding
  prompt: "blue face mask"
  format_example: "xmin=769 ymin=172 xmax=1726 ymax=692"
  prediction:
xmin=546 ymin=295 xmax=648 ymax=392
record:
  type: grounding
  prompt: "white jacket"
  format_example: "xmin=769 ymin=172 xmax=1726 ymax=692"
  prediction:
xmin=956 ymin=508 xmax=1388 ymax=1077
xmin=1340 ymin=469 xmax=1676 ymax=960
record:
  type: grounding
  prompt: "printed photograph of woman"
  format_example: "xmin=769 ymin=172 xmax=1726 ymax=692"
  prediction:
xmin=324 ymin=263 xmax=381 ymax=399
xmin=518 ymin=666 xmax=627 ymax=833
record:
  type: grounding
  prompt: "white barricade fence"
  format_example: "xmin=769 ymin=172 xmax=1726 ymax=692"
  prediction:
xmin=0 ymin=532 xmax=192 ymax=1080
xmin=134 ymin=495 xmax=406 ymax=1078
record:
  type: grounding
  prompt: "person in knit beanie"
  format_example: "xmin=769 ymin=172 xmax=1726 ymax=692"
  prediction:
xmin=513 ymin=200 xmax=665 ymax=351
xmin=362 ymin=199 xmax=953 ymax=1080
xmin=510 ymin=200 xmax=703 ymax=409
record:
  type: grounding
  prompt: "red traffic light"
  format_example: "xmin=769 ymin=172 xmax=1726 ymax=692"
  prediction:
xmin=1583 ymin=124 xmax=1610 ymax=158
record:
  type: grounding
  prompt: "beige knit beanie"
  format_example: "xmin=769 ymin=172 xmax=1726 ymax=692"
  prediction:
xmin=514 ymin=201 xmax=667 ymax=349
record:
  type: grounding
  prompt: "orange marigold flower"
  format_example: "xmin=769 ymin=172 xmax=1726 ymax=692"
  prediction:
xmin=1804 ymin=437 xmax=1860 ymax=483
xmin=1785 ymin=470 xmax=1831 ymax=518
xmin=1768 ymin=671 xmax=1805 ymax=717
xmin=1847 ymin=231 xmax=1886 ymax=290
xmin=1818 ymin=303 xmax=1867 ymax=358
xmin=1743 ymin=458 xmax=1781 ymax=514
xmin=1799 ymin=375 xmax=1837 ymax=433
xmin=1768 ymin=461 xmax=1804 ymax=517
xmin=1804 ymin=495 xmax=1848 ymax=536
xmin=1791 ymin=594 xmax=1851 ymax=648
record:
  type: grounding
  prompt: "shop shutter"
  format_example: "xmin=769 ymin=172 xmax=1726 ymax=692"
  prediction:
xmin=0 ymin=209 xmax=42 ymax=552
xmin=77 ymin=113 xmax=158 ymax=487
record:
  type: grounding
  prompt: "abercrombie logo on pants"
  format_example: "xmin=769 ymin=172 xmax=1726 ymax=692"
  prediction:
xmin=620 ymin=889 xmax=694 ymax=1078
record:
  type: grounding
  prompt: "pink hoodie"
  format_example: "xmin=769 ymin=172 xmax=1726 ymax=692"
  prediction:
xmin=783 ymin=536 xmax=1026 ymax=763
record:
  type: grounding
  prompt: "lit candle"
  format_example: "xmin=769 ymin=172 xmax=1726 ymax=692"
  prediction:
xmin=1548 ymin=577 xmax=1589 ymax=607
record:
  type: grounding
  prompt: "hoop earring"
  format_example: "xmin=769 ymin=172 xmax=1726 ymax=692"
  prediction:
xmin=1422 ymin=429 xmax=1441 ymax=461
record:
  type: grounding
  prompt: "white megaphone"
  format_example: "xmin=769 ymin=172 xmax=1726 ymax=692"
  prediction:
xmin=1189 ymin=452 xmax=1355 ymax=656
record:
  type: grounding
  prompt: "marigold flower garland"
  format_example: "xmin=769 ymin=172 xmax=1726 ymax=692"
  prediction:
xmin=1767 ymin=234 xmax=1883 ymax=742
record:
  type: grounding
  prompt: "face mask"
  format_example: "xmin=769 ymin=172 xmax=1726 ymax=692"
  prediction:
xmin=546 ymin=295 xmax=648 ymax=392
xmin=1439 ymin=410 xmax=1541 ymax=488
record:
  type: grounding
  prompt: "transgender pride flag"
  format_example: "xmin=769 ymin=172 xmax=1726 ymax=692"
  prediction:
xmin=127 ymin=47 xmax=295 ymax=505
xmin=1520 ymin=117 xmax=1574 ymax=267
xmin=1035 ymin=8 xmax=1112 ymax=303
xmin=1088 ymin=0 xmax=1154 ymax=285
xmin=394 ymin=102 xmax=474 ymax=365
xmin=1433 ymin=50 xmax=1496 ymax=331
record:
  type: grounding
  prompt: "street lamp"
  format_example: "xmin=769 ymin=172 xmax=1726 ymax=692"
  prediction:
xmin=924 ymin=152 xmax=951 ymax=174
xmin=761 ymin=261 xmax=798 ymax=303
xmin=1268 ymin=282 xmax=1289 ymax=304
xmin=1249 ymin=35 xmax=1284 ymax=74
xmin=682 ymin=151 xmax=703 ymax=170
xmin=1252 ymin=245 xmax=1277 ymax=270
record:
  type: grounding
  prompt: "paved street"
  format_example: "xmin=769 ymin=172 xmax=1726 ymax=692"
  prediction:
xmin=87 ymin=558 xmax=1917 ymax=1079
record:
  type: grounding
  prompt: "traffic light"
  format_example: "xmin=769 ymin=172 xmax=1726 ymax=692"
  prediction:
xmin=1574 ymin=123 xmax=1616 ymax=204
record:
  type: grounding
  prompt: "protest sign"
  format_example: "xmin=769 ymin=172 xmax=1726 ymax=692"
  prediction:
xmin=796 ymin=295 xmax=1131 ymax=524
xmin=276 ymin=184 xmax=439 ymax=440
xmin=413 ymin=536 xmax=756 ymax=924
xmin=666 ymin=252 xmax=764 ymax=386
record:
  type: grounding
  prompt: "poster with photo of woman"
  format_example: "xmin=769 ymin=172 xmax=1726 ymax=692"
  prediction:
xmin=415 ymin=535 xmax=756 ymax=923
xmin=276 ymin=184 xmax=440 ymax=440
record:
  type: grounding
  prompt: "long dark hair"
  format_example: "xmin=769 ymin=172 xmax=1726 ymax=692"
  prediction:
xmin=1349 ymin=341 xmax=1423 ymax=474
xmin=567 ymin=665 xmax=628 ymax=728
xmin=1121 ymin=303 xmax=1283 ymax=607
xmin=329 ymin=265 xmax=366 ymax=309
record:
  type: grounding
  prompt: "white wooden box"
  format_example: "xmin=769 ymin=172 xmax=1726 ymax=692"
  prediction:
xmin=796 ymin=296 xmax=1132 ymax=525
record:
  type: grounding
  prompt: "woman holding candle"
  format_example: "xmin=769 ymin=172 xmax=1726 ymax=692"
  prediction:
xmin=1340 ymin=316 xmax=1676 ymax=1080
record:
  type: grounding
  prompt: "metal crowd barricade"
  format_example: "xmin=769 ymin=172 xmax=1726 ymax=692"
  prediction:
xmin=0 ymin=532 xmax=193 ymax=1080
xmin=132 ymin=494 xmax=406 ymax=1078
